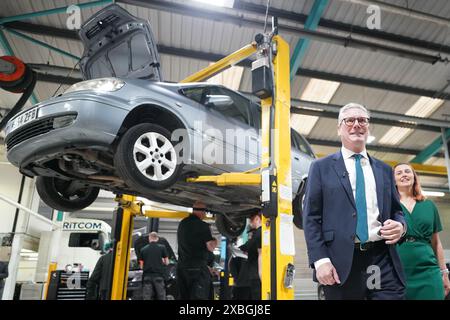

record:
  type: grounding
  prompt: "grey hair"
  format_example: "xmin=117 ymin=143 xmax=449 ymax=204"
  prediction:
xmin=338 ymin=103 xmax=370 ymax=125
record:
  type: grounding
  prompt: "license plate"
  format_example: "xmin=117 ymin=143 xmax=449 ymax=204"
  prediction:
xmin=8 ymin=108 xmax=38 ymax=134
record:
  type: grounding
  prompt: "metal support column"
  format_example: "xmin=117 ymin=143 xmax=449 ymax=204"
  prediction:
xmin=441 ymin=128 xmax=450 ymax=190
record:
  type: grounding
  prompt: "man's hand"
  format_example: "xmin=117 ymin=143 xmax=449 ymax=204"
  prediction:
xmin=380 ymin=219 xmax=404 ymax=244
xmin=316 ymin=262 xmax=341 ymax=286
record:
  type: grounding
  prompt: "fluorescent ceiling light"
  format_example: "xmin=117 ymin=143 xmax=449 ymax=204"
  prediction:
xmin=207 ymin=64 xmax=244 ymax=90
xmin=406 ymin=96 xmax=444 ymax=117
xmin=367 ymin=135 xmax=376 ymax=144
xmin=82 ymin=207 xmax=114 ymax=212
xmin=378 ymin=127 xmax=412 ymax=145
xmin=422 ymin=190 xmax=445 ymax=197
xmin=193 ymin=0 xmax=234 ymax=8
xmin=291 ymin=114 xmax=318 ymax=135
xmin=379 ymin=96 xmax=444 ymax=145
xmin=291 ymin=79 xmax=340 ymax=135
xmin=301 ymin=79 xmax=340 ymax=103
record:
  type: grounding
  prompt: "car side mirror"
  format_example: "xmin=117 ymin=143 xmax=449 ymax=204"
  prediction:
xmin=204 ymin=94 xmax=233 ymax=108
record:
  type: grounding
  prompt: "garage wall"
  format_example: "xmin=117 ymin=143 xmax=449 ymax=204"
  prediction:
xmin=0 ymin=163 xmax=28 ymax=233
xmin=433 ymin=198 xmax=450 ymax=251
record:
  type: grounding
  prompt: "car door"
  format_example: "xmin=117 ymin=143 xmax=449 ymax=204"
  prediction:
xmin=179 ymin=85 xmax=258 ymax=172
xmin=292 ymin=130 xmax=315 ymax=181
xmin=252 ymin=105 xmax=307 ymax=194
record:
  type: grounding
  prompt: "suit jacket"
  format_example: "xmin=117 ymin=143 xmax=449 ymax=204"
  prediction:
xmin=303 ymin=151 xmax=406 ymax=285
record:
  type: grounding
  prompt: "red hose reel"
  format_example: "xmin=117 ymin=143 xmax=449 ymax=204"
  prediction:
xmin=0 ymin=56 xmax=34 ymax=93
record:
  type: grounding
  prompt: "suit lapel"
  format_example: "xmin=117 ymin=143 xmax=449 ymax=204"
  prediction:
xmin=332 ymin=151 xmax=356 ymax=209
xmin=369 ymin=155 xmax=384 ymax=216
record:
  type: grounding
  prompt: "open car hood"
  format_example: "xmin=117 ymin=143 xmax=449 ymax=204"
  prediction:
xmin=79 ymin=4 xmax=162 ymax=81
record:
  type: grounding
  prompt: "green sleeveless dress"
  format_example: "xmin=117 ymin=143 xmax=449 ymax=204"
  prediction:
xmin=396 ymin=199 xmax=444 ymax=300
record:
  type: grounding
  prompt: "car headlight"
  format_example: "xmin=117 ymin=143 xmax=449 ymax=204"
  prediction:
xmin=64 ymin=78 xmax=125 ymax=94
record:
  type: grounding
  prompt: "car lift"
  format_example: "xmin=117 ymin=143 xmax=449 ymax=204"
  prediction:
xmin=109 ymin=20 xmax=295 ymax=300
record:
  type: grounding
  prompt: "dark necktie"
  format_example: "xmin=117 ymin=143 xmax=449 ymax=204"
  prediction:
xmin=354 ymin=154 xmax=368 ymax=243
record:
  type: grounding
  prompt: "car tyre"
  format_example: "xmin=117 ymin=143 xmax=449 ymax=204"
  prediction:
xmin=35 ymin=176 xmax=99 ymax=211
xmin=114 ymin=123 xmax=182 ymax=191
xmin=215 ymin=214 xmax=246 ymax=239
xmin=293 ymin=179 xmax=307 ymax=229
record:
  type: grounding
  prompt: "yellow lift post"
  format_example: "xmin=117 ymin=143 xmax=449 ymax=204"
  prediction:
xmin=110 ymin=21 xmax=296 ymax=300
xmin=183 ymin=24 xmax=295 ymax=299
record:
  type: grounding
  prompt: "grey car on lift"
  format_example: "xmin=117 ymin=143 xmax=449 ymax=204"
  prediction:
xmin=4 ymin=4 xmax=315 ymax=237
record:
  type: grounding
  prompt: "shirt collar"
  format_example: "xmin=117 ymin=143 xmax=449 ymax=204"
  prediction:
xmin=341 ymin=146 xmax=368 ymax=160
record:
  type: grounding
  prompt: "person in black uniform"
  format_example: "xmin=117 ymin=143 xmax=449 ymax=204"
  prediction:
xmin=135 ymin=234 xmax=177 ymax=263
xmin=177 ymin=200 xmax=218 ymax=300
xmin=140 ymin=232 xmax=169 ymax=300
xmin=86 ymin=242 xmax=113 ymax=300
xmin=229 ymin=255 xmax=251 ymax=300
xmin=239 ymin=211 xmax=262 ymax=300
xmin=0 ymin=260 xmax=9 ymax=299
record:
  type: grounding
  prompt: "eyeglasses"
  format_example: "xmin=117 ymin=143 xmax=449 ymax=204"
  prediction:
xmin=341 ymin=117 xmax=370 ymax=127
xmin=193 ymin=207 xmax=206 ymax=211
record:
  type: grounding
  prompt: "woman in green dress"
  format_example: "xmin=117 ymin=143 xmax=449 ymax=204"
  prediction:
xmin=394 ymin=163 xmax=450 ymax=299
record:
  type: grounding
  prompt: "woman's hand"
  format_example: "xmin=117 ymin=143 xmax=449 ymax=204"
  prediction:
xmin=442 ymin=273 xmax=450 ymax=297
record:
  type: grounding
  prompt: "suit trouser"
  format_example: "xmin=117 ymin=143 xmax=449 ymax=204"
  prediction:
xmin=177 ymin=264 xmax=211 ymax=300
xmin=249 ymin=279 xmax=261 ymax=300
xmin=323 ymin=244 xmax=405 ymax=300
xmin=143 ymin=275 xmax=166 ymax=300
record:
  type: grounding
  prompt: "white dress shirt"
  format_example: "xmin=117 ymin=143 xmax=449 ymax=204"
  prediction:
xmin=314 ymin=147 xmax=383 ymax=270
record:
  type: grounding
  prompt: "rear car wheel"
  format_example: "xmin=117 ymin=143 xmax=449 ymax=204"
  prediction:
xmin=114 ymin=123 xmax=182 ymax=191
xmin=215 ymin=214 xmax=246 ymax=239
xmin=35 ymin=176 xmax=99 ymax=211
xmin=293 ymin=179 xmax=307 ymax=229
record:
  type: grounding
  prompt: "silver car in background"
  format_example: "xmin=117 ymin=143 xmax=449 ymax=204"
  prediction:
xmin=4 ymin=5 xmax=315 ymax=237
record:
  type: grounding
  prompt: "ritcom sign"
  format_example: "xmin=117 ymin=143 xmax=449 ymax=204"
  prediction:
xmin=62 ymin=221 xmax=102 ymax=231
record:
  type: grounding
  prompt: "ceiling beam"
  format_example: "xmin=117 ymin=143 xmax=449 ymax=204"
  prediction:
xmin=157 ymin=45 xmax=450 ymax=100
xmin=290 ymin=99 xmax=450 ymax=131
xmin=289 ymin=0 xmax=329 ymax=80
xmin=308 ymin=137 xmax=444 ymax=157
xmin=232 ymin=0 xmax=450 ymax=56
xmin=5 ymin=21 xmax=450 ymax=100
xmin=411 ymin=129 xmax=450 ymax=163
xmin=117 ymin=0 xmax=445 ymax=65
xmin=36 ymin=73 xmax=79 ymax=85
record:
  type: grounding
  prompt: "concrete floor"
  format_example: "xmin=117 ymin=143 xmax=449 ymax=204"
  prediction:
xmin=294 ymin=278 xmax=319 ymax=300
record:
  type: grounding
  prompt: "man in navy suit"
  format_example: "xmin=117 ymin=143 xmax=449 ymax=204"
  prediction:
xmin=303 ymin=103 xmax=406 ymax=300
